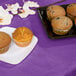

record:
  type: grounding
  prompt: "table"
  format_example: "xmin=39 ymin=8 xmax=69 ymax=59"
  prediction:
xmin=0 ymin=0 xmax=76 ymax=76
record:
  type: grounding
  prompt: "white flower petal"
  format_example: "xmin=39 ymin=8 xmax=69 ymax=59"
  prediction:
xmin=0 ymin=14 xmax=13 ymax=25
xmin=23 ymin=1 xmax=39 ymax=10
xmin=18 ymin=9 xmax=36 ymax=18
xmin=6 ymin=3 xmax=20 ymax=14
xmin=11 ymin=10 xmax=18 ymax=14
xmin=0 ymin=6 xmax=9 ymax=16
xmin=18 ymin=1 xmax=39 ymax=18
xmin=18 ymin=12 xmax=29 ymax=18
xmin=28 ymin=10 xmax=36 ymax=15
xmin=0 ymin=6 xmax=13 ymax=25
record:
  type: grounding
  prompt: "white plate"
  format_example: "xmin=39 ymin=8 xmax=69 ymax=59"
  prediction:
xmin=0 ymin=27 xmax=38 ymax=64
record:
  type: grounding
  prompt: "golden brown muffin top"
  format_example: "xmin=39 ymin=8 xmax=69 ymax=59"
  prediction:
xmin=51 ymin=16 xmax=73 ymax=30
xmin=12 ymin=27 xmax=33 ymax=42
xmin=0 ymin=32 xmax=11 ymax=48
xmin=47 ymin=5 xmax=66 ymax=19
xmin=67 ymin=3 xmax=76 ymax=16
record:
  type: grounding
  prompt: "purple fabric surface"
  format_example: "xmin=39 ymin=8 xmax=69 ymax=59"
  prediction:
xmin=0 ymin=0 xmax=76 ymax=76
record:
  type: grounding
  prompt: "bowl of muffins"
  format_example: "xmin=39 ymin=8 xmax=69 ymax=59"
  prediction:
xmin=38 ymin=3 xmax=76 ymax=39
xmin=0 ymin=26 xmax=38 ymax=64
xmin=0 ymin=27 xmax=34 ymax=54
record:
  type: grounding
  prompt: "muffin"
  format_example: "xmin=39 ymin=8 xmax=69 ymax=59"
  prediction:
xmin=0 ymin=32 xmax=11 ymax=54
xmin=47 ymin=5 xmax=66 ymax=20
xmin=67 ymin=3 xmax=76 ymax=20
xmin=12 ymin=27 xmax=33 ymax=47
xmin=51 ymin=16 xmax=73 ymax=35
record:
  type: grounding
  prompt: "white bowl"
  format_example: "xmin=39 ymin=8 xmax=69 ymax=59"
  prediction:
xmin=0 ymin=27 xmax=38 ymax=64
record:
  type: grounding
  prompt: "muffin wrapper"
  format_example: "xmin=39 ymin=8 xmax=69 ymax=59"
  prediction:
xmin=13 ymin=37 xmax=33 ymax=47
xmin=53 ymin=26 xmax=72 ymax=32
xmin=53 ymin=27 xmax=72 ymax=35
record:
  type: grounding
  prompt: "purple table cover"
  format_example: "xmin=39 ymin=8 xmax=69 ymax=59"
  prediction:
xmin=0 ymin=0 xmax=76 ymax=76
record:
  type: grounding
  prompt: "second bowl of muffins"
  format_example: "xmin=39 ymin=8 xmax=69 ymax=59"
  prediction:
xmin=38 ymin=3 xmax=76 ymax=39
xmin=0 ymin=26 xmax=34 ymax=54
